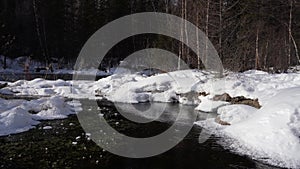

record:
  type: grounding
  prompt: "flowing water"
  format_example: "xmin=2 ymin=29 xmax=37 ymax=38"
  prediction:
xmin=0 ymin=100 xmax=283 ymax=169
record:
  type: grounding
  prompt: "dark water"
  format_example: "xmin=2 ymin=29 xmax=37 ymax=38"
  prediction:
xmin=0 ymin=100 xmax=283 ymax=169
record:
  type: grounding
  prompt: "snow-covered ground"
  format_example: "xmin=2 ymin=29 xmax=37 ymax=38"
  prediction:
xmin=94 ymin=69 xmax=300 ymax=105
xmin=1 ymin=78 xmax=99 ymax=99
xmin=0 ymin=96 xmax=81 ymax=136
xmin=196 ymin=88 xmax=300 ymax=169
xmin=1 ymin=68 xmax=300 ymax=168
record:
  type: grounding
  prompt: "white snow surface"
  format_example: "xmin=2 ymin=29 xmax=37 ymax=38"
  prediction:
xmin=217 ymin=104 xmax=258 ymax=124
xmin=1 ymin=69 xmax=300 ymax=168
xmin=91 ymin=69 xmax=300 ymax=105
xmin=196 ymin=88 xmax=300 ymax=169
xmin=2 ymin=69 xmax=300 ymax=105
xmin=2 ymin=78 xmax=100 ymax=99
xmin=0 ymin=96 xmax=81 ymax=136
xmin=195 ymin=96 xmax=230 ymax=112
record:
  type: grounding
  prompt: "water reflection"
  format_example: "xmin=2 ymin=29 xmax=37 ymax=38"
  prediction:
xmin=77 ymin=100 xmax=198 ymax=158
xmin=75 ymin=99 xmax=283 ymax=168
xmin=114 ymin=102 xmax=197 ymax=124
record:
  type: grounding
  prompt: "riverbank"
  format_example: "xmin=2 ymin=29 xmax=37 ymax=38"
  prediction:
xmin=0 ymin=101 xmax=282 ymax=169
xmin=0 ymin=69 xmax=300 ymax=168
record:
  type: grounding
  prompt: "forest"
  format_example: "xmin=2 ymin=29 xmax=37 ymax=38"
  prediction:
xmin=1 ymin=1 xmax=300 ymax=168
xmin=0 ymin=0 xmax=299 ymax=72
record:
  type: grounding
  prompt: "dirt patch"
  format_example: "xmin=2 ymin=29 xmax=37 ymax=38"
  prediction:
xmin=215 ymin=116 xmax=231 ymax=126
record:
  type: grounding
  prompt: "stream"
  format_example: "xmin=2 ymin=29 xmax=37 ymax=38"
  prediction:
xmin=0 ymin=100 xmax=283 ymax=169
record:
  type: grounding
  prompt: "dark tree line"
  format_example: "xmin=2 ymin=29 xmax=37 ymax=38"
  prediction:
xmin=0 ymin=0 xmax=299 ymax=72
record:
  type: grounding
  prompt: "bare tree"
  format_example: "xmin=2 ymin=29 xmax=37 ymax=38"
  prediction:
xmin=219 ymin=0 xmax=223 ymax=58
xmin=196 ymin=10 xmax=200 ymax=69
xmin=255 ymin=26 xmax=260 ymax=69
xmin=288 ymin=0 xmax=300 ymax=66
xmin=263 ymin=40 xmax=269 ymax=70
xmin=178 ymin=0 xmax=184 ymax=70
xmin=32 ymin=0 xmax=46 ymax=61
xmin=184 ymin=0 xmax=189 ymax=65
xmin=288 ymin=0 xmax=293 ymax=66
xmin=291 ymin=33 xmax=300 ymax=64
xmin=205 ymin=0 xmax=210 ymax=66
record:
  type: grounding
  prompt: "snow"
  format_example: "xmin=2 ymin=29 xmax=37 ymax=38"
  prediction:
xmin=1 ymin=79 xmax=99 ymax=99
xmin=1 ymin=67 xmax=300 ymax=168
xmin=3 ymin=69 xmax=300 ymax=105
xmin=217 ymin=105 xmax=258 ymax=124
xmin=0 ymin=106 xmax=39 ymax=136
xmin=43 ymin=126 xmax=53 ymax=130
xmin=289 ymin=109 xmax=300 ymax=137
xmin=93 ymin=69 xmax=300 ymax=106
xmin=197 ymin=88 xmax=300 ymax=169
xmin=97 ymin=70 xmax=214 ymax=103
xmin=33 ymin=96 xmax=80 ymax=120
xmin=195 ymin=96 xmax=229 ymax=112
xmin=0 ymin=96 xmax=80 ymax=136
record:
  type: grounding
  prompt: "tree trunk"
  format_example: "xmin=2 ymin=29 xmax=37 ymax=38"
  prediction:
xmin=165 ymin=0 xmax=169 ymax=13
xmin=196 ymin=12 xmax=200 ymax=69
xmin=291 ymin=34 xmax=300 ymax=65
xmin=32 ymin=0 xmax=46 ymax=62
xmin=264 ymin=40 xmax=269 ymax=70
xmin=205 ymin=0 xmax=210 ymax=66
xmin=184 ymin=0 xmax=189 ymax=65
xmin=3 ymin=55 xmax=7 ymax=69
xmin=178 ymin=0 xmax=184 ymax=70
xmin=219 ymin=0 xmax=223 ymax=58
xmin=255 ymin=27 xmax=260 ymax=69
xmin=42 ymin=18 xmax=49 ymax=60
xmin=288 ymin=0 xmax=293 ymax=66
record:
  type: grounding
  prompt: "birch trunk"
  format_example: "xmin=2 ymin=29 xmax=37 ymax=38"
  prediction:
xmin=255 ymin=27 xmax=260 ymax=70
xmin=205 ymin=0 xmax=210 ymax=66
